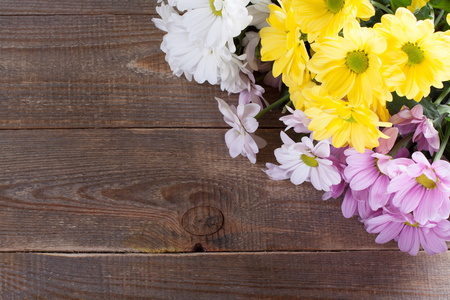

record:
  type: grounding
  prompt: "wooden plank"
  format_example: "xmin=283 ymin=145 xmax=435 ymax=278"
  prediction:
xmin=0 ymin=128 xmax=402 ymax=252
xmin=0 ymin=0 xmax=157 ymax=15
xmin=0 ymin=15 xmax=284 ymax=129
xmin=1 ymin=252 xmax=449 ymax=299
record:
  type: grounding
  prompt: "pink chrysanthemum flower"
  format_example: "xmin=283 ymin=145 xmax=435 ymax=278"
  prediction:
xmin=279 ymin=106 xmax=311 ymax=134
xmin=264 ymin=132 xmax=341 ymax=191
xmin=216 ymin=97 xmax=267 ymax=164
xmin=344 ymin=148 xmax=393 ymax=210
xmin=365 ymin=207 xmax=450 ymax=256
xmin=341 ymin=188 xmax=380 ymax=220
xmin=376 ymin=127 xmax=399 ymax=155
xmin=390 ymin=105 xmax=440 ymax=154
xmin=387 ymin=152 xmax=450 ymax=224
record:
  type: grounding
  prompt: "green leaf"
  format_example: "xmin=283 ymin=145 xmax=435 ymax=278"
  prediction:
xmin=419 ymin=97 xmax=441 ymax=119
xmin=429 ymin=0 xmax=450 ymax=12
xmin=414 ymin=4 xmax=433 ymax=20
xmin=438 ymin=104 xmax=450 ymax=115
xmin=361 ymin=8 xmax=384 ymax=27
xmin=386 ymin=92 xmax=416 ymax=115
xmin=373 ymin=0 xmax=390 ymax=5
xmin=390 ymin=0 xmax=412 ymax=10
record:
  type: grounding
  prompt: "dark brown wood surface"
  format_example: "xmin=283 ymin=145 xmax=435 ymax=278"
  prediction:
xmin=0 ymin=1 xmax=448 ymax=298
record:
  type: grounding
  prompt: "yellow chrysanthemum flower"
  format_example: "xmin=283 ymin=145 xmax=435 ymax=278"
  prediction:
xmin=407 ymin=0 xmax=429 ymax=13
xmin=303 ymin=87 xmax=390 ymax=153
xmin=307 ymin=20 xmax=390 ymax=107
xmin=291 ymin=0 xmax=375 ymax=42
xmin=283 ymin=71 xmax=317 ymax=110
xmin=374 ymin=8 xmax=450 ymax=101
xmin=260 ymin=0 xmax=309 ymax=85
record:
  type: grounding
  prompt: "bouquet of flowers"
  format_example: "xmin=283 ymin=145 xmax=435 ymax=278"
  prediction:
xmin=153 ymin=0 xmax=450 ymax=256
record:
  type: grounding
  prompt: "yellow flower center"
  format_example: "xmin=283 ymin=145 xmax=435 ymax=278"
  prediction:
xmin=301 ymin=154 xmax=319 ymax=167
xmin=415 ymin=173 xmax=437 ymax=189
xmin=402 ymin=43 xmax=425 ymax=65
xmin=325 ymin=0 xmax=346 ymax=14
xmin=346 ymin=50 xmax=369 ymax=74
xmin=404 ymin=221 xmax=419 ymax=227
xmin=209 ymin=0 xmax=223 ymax=16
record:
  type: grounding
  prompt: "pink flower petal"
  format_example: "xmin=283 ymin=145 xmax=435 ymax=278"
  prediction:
xmin=412 ymin=151 xmax=431 ymax=167
xmin=369 ymin=175 xmax=391 ymax=210
xmin=375 ymin=222 xmax=403 ymax=244
xmin=349 ymin=167 xmax=379 ymax=190
xmin=342 ymin=189 xmax=357 ymax=218
xmin=419 ymin=229 xmax=448 ymax=256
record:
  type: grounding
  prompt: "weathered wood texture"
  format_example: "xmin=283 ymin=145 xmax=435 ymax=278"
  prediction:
xmin=0 ymin=128 xmax=401 ymax=252
xmin=0 ymin=0 xmax=158 ymax=15
xmin=0 ymin=15 xmax=282 ymax=129
xmin=2 ymin=2 xmax=450 ymax=298
xmin=1 ymin=252 xmax=449 ymax=299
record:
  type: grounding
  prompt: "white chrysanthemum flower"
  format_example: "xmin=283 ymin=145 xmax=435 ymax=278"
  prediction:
xmin=268 ymin=132 xmax=341 ymax=191
xmin=157 ymin=0 xmax=177 ymax=6
xmin=247 ymin=0 xmax=271 ymax=29
xmin=152 ymin=2 xmax=180 ymax=33
xmin=216 ymin=97 xmax=266 ymax=164
xmin=219 ymin=54 xmax=248 ymax=93
xmin=162 ymin=17 xmax=234 ymax=84
xmin=177 ymin=0 xmax=252 ymax=52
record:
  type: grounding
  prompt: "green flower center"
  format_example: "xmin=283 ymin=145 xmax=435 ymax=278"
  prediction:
xmin=301 ymin=154 xmax=319 ymax=167
xmin=346 ymin=50 xmax=369 ymax=74
xmin=209 ymin=0 xmax=223 ymax=16
xmin=325 ymin=0 xmax=345 ymax=14
xmin=344 ymin=115 xmax=356 ymax=123
xmin=415 ymin=173 xmax=437 ymax=190
xmin=402 ymin=42 xmax=425 ymax=65
xmin=404 ymin=221 xmax=419 ymax=228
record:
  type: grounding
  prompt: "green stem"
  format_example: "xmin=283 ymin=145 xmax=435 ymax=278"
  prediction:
xmin=435 ymin=84 xmax=450 ymax=105
xmin=435 ymin=9 xmax=445 ymax=28
xmin=255 ymin=94 xmax=290 ymax=119
xmin=371 ymin=1 xmax=394 ymax=14
xmin=434 ymin=124 xmax=450 ymax=162
xmin=389 ymin=132 xmax=413 ymax=158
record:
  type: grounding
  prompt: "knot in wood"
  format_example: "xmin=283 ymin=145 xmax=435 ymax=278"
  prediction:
xmin=181 ymin=206 xmax=224 ymax=236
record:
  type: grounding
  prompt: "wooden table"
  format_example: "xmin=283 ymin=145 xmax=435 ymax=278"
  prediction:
xmin=0 ymin=1 xmax=449 ymax=298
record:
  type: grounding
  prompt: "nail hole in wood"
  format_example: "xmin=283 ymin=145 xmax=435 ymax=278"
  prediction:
xmin=192 ymin=243 xmax=206 ymax=252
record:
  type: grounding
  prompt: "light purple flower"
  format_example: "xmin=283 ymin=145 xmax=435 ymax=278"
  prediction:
xmin=265 ymin=132 xmax=341 ymax=191
xmin=365 ymin=206 xmax=450 ymax=256
xmin=390 ymin=105 xmax=440 ymax=154
xmin=216 ymin=97 xmax=267 ymax=164
xmin=344 ymin=148 xmax=393 ymax=210
xmin=238 ymin=71 xmax=267 ymax=109
xmin=322 ymin=145 xmax=348 ymax=200
xmin=263 ymin=163 xmax=289 ymax=180
xmin=387 ymin=151 xmax=450 ymax=224
xmin=279 ymin=106 xmax=311 ymax=134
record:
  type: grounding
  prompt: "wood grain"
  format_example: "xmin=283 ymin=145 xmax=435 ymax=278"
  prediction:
xmin=0 ymin=15 xmax=283 ymax=129
xmin=1 ymin=252 xmax=449 ymax=299
xmin=0 ymin=128 xmax=402 ymax=252
xmin=0 ymin=0 xmax=158 ymax=15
